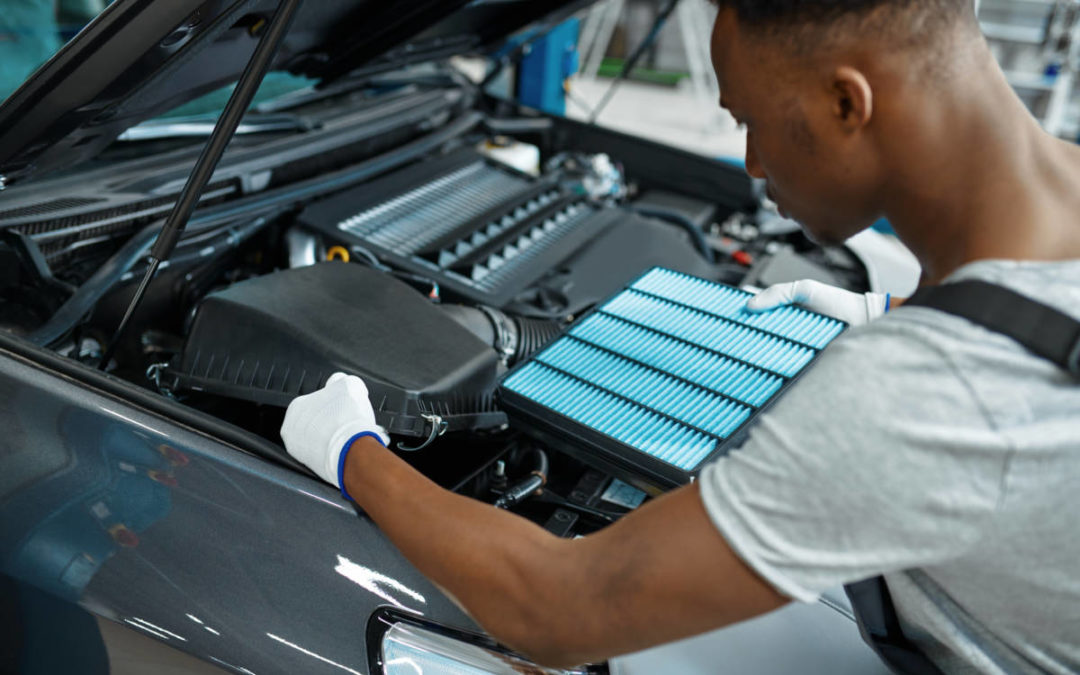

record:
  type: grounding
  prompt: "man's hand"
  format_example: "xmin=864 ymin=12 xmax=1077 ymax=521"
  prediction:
xmin=280 ymin=372 xmax=389 ymax=498
xmin=747 ymin=279 xmax=892 ymax=326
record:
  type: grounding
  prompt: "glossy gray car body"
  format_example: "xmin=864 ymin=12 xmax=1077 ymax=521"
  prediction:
xmin=0 ymin=335 xmax=474 ymax=673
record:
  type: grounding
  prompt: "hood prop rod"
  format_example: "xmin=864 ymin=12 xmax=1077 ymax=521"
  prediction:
xmin=99 ymin=0 xmax=302 ymax=370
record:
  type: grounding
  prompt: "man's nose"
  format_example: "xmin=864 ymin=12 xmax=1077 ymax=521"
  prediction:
xmin=744 ymin=134 xmax=766 ymax=180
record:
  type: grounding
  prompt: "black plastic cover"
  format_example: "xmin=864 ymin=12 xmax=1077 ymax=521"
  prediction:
xmin=168 ymin=262 xmax=505 ymax=437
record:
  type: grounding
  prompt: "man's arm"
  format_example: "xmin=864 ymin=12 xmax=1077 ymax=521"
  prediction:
xmin=344 ymin=436 xmax=789 ymax=668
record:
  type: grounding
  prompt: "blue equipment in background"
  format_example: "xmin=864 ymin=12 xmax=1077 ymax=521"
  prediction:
xmin=517 ymin=18 xmax=580 ymax=116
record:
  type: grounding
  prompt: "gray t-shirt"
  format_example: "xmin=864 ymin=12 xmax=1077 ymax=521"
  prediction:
xmin=699 ymin=259 xmax=1080 ymax=674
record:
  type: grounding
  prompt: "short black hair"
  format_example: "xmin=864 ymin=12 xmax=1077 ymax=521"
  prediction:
xmin=711 ymin=0 xmax=977 ymax=55
xmin=710 ymin=0 xmax=972 ymax=27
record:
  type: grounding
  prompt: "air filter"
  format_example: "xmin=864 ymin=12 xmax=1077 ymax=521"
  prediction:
xmin=499 ymin=268 xmax=846 ymax=491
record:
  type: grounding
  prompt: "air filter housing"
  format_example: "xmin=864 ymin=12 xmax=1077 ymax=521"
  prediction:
xmin=499 ymin=268 xmax=846 ymax=491
xmin=167 ymin=263 xmax=505 ymax=438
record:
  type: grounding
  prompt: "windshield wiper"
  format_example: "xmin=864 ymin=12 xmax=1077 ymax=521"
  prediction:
xmin=252 ymin=66 xmax=468 ymax=114
xmin=116 ymin=112 xmax=318 ymax=142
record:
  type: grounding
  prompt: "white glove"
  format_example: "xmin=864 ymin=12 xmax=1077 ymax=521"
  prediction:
xmin=746 ymin=279 xmax=890 ymax=326
xmin=280 ymin=372 xmax=389 ymax=498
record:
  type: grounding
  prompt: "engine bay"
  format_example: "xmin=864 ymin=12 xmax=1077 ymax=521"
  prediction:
xmin=0 ymin=78 xmax=873 ymax=537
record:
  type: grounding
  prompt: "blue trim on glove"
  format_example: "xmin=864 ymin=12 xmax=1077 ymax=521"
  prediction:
xmin=885 ymin=293 xmax=892 ymax=313
xmin=337 ymin=431 xmax=386 ymax=501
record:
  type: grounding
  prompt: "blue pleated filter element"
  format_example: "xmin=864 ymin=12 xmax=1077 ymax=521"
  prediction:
xmin=501 ymin=268 xmax=846 ymax=478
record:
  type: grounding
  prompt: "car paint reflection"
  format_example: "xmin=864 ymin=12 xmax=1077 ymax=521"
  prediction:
xmin=0 ymin=357 xmax=473 ymax=673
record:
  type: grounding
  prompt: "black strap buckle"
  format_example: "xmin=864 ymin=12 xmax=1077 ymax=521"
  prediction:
xmin=1067 ymin=335 xmax=1080 ymax=377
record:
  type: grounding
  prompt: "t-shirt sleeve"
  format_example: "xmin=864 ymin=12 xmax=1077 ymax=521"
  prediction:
xmin=697 ymin=319 xmax=1009 ymax=603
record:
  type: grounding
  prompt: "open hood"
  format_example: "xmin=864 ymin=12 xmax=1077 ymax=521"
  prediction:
xmin=0 ymin=0 xmax=591 ymax=186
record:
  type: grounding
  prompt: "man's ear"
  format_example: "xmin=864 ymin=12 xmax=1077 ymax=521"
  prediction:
xmin=831 ymin=66 xmax=873 ymax=131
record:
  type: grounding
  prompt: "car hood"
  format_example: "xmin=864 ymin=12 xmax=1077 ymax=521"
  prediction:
xmin=0 ymin=0 xmax=590 ymax=186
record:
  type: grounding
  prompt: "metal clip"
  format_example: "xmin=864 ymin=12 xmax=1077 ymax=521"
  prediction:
xmin=396 ymin=413 xmax=448 ymax=452
xmin=145 ymin=362 xmax=174 ymax=396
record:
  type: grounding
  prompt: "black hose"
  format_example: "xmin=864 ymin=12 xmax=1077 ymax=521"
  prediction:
xmin=629 ymin=205 xmax=715 ymax=264
xmin=532 ymin=446 xmax=549 ymax=482
xmin=27 ymin=216 xmax=275 ymax=348
xmin=119 ymin=216 xmax=273 ymax=285
xmin=494 ymin=448 xmax=549 ymax=510
xmin=512 ymin=316 xmax=564 ymax=362
xmin=441 ymin=305 xmax=563 ymax=365
xmin=27 ymin=223 xmax=162 ymax=347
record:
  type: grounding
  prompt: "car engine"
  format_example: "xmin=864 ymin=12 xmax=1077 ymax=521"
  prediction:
xmin=0 ymin=83 xmax=873 ymax=536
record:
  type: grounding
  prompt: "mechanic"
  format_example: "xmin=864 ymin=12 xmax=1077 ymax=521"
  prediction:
xmin=281 ymin=1 xmax=1080 ymax=672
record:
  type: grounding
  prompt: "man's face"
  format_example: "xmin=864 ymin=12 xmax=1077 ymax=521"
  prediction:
xmin=710 ymin=9 xmax=884 ymax=246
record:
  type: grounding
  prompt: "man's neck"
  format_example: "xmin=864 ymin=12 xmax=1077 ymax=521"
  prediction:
xmin=878 ymin=47 xmax=1080 ymax=284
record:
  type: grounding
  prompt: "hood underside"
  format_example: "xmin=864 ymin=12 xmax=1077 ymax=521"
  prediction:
xmin=0 ymin=0 xmax=590 ymax=186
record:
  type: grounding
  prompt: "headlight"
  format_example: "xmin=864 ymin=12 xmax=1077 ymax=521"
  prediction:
xmin=372 ymin=610 xmax=596 ymax=675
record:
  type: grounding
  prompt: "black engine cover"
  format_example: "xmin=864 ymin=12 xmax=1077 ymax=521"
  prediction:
xmin=167 ymin=262 xmax=505 ymax=437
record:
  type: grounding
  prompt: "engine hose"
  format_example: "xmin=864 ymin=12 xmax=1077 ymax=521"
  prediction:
xmin=512 ymin=316 xmax=564 ymax=363
xmin=27 ymin=222 xmax=163 ymax=347
xmin=28 ymin=214 xmax=280 ymax=349
xmin=494 ymin=448 xmax=549 ymax=510
xmin=441 ymin=305 xmax=563 ymax=365
xmin=629 ymin=205 xmax=716 ymax=264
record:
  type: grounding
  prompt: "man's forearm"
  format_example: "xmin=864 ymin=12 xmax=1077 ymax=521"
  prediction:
xmin=343 ymin=437 xmax=573 ymax=657
xmin=341 ymin=437 xmax=788 ymax=668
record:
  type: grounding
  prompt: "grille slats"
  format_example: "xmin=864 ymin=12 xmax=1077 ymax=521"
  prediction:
xmin=0 ymin=196 xmax=104 ymax=221
xmin=303 ymin=150 xmax=621 ymax=306
xmin=337 ymin=161 xmax=534 ymax=255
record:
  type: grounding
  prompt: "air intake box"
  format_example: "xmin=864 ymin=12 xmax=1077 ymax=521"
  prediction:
xmin=167 ymin=263 xmax=505 ymax=437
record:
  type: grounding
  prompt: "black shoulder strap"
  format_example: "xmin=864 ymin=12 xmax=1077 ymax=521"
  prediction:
xmin=906 ymin=279 xmax=1080 ymax=378
xmin=846 ymin=277 xmax=1080 ymax=674
xmin=845 ymin=578 xmax=947 ymax=675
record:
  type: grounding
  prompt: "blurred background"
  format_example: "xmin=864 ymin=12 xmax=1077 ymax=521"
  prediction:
xmin=1 ymin=0 xmax=1077 ymax=164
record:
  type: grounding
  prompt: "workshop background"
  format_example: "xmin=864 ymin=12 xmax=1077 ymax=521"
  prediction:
xmin=458 ymin=0 xmax=1080 ymax=163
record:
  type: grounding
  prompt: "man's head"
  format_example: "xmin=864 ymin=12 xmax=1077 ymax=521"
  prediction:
xmin=709 ymin=1 xmax=982 ymax=245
